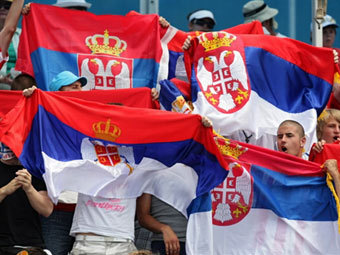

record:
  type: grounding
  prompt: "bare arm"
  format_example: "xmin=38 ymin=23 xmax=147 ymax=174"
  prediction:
xmin=0 ymin=0 xmax=24 ymax=58
xmin=0 ymin=178 xmax=21 ymax=202
xmin=137 ymin=193 xmax=180 ymax=255
xmin=15 ymin=169 xmax=53 ymax=217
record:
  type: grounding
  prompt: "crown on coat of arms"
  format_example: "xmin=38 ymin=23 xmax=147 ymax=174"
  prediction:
xmin=92 ymin=119 xmax=121 ymax=141
xmin=86 ymin=30 xmax=127 ymax=56
xmin=199 ymin=31 xmax=236 ymax=52
xmin=215 ymin=138 xmax=247 ymax=159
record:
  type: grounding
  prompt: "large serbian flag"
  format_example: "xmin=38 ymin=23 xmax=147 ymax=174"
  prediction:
xmin=0 ymin=90 xmax=227 ymax=204
xmin=186 ymin=138 xmax=340 ymax=255
xmin=16 ymin=4 xmax=174 ymax=91
xmin=179 ymin=32 xmax=335 ymax=151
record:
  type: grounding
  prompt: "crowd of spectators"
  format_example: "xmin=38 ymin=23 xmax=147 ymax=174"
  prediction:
xmin=0 ymin=0 xmax=340 ymax=254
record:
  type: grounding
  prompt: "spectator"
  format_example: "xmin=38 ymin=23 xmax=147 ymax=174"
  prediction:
xmin=137 ymin=194 xmax=187 ymax=255
xmin=53 ymin=0 xmax=91 ymax=11
xmin=276 ymin=119 xmax=340 ymax=198
xmin=11 ymin=73 xmax=36 ymax=90
xmin=276 ymin=120 xmax=307 ymax=158
xmin=310 ymin=109 xmax=340 ymax=154
xmin=0 ymin=81 xmax=53 ymax=253
xmin=242 ymin=0 xmax=286 ymax=37
xmin=0 ymin=0 xmax=23 ymax=89
xmin=319 ymin=14 xmax=338 ymax=49
xmin=309 ymin=109 xmax=340 ymax=198
xmin=38 ymin=71 xmax=86 ymax=255
xmin=49 ymin=70 xmax=87 ymax=91
xmin=187 ymin=9 xmax=215 ymax=32
xmin=21 ymin=71 xmax=87 ymax=255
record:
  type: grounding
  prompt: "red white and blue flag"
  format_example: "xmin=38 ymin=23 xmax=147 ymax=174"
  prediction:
xmin=0 ymin=90 xmax=339 ymax=254
xmin=187 ymin=138 xmax=340 ymax=254
xmin=0 ymin=90 xmax=227 ymax=204
xmin=16 ymin=4 xmax=174 ymax=91
xmin=160 ymin=32 xmax=336 ymax=151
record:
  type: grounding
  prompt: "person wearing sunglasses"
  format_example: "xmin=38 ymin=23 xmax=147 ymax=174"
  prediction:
xmin=187 ymin=9 xmax=215 ymax=32
xmin=53 ymin=0 xmax=91 ymax=12
xmin=0 ymin=0 xmax=21 ymax=90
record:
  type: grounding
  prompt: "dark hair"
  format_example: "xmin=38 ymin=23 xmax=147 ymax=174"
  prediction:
xmin=11 ymin=73 xmax=36 ymax=91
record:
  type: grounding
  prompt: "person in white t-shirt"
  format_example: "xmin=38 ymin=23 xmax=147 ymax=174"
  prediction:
xmin=70 ymin=195 xmax=137 ymax=254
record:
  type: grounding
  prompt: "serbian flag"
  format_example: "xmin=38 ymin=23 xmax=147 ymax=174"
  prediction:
xmin=167 ymin=21 xmax=264 ymax=81
xmin=16 ymin=4 xmax=174 ymax=91
xmin=186 ymin=138 xmax=340 ymax=255
xmin=180 ymin=32 xmax=335 ymax=151
xmin=0 ymin=90 xmax=227 ymax=204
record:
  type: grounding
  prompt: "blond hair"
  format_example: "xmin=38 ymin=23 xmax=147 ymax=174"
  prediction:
xmin=317 ymin=109 xmax=340 ymax=140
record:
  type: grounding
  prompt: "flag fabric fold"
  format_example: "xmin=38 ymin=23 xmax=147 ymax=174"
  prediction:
xmin=0 ymin=88 xmax=159 ymax=119
xmin=186 ymin=138 xmax=340 ymax=255
xmin=0 ymin=90 xmax=227 ymax=205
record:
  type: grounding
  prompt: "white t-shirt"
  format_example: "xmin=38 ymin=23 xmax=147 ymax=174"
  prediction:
xmin=70 ymin=194 xmax=136 ymax=241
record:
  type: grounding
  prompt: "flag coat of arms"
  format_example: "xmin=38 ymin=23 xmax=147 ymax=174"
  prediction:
xmin=186 ymin=138 xmax=340 ymax=255
xmin=16 ymin=4 xmax=175 ymax=91
xmin=181 ymin=32 xmax=335 ymax=151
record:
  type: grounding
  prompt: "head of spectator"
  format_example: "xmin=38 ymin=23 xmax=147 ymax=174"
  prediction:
xmin=49 ymin=71 xmax=87 ymax=91
xmin=187 ymin=9 xmax=215 ymax=32
xmin=317 ymin=109 xmax=340 ymax=143
xmin=54 ymin=0 xmax=91 ymax=11
xmin=321 ymin=14 xmax=338 ymax=48
xmin=11 ymin=73 xmax=36 ymax=91
xmin=0 ymin=0 xmax=12 ymax=29
xmin=243 ymin=0 xmax=279 ymax=36
xmin=277 ymin=120 xmax=306 ymax=158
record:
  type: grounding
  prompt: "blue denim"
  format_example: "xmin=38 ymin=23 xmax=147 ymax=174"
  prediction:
xmin=151 ymin=241 xmax=186 ymax=255
xmin=41 ymin=210 xmax=75 ymax=255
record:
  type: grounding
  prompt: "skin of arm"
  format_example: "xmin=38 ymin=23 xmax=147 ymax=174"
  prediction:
xmin=15 ymin=169 xmax=53 ymax=217
xmin=0 ymin=0 xmax=24 ymax=58
xmin=323 ymin=159 xmax=340 ymax=198
xmin=137 ymin=193 xmax=180 ymax=255
xmin=0 ymin=178 xmax=21 ymax=202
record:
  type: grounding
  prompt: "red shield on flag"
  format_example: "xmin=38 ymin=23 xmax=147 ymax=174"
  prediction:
xmin=211 ymin=162 xmax=253 ymax=226
xmin=195 ymin=32 xmax=251 ymax=114
xmin=94 ymin=144 xmax=121 ymax=166
xmin=78 ymin=54 xmax=133 ymax=90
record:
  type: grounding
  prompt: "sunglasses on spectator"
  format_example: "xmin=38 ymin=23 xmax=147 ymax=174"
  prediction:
xmin=66 ymin=6 xmax=87 ymax=11
xmin=192 ymin=19 xmax=215 ymax=29
xmin=0 ymin=0 xmax=11 ymax=10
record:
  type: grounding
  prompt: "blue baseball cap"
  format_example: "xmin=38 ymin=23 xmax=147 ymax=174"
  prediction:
xmin=49 ymin=71 xmax=87 ymax=91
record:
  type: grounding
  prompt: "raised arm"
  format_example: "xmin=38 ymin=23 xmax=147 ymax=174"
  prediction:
xmin=0 ymin=0 xmax=24 ymax=58
xmin=15 ymin=169 xmax=53 ymax=217
xmin=0 ymin=178 xmax=21 ymax=202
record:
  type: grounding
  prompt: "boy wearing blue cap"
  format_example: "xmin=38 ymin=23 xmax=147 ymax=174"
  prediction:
xmin=49 ymin=71 xmax=87 ymax=91
xmin=23 ymin=71 xmax=87 ymax=96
